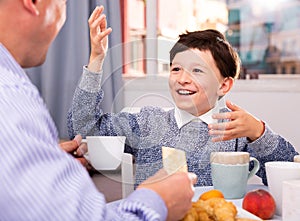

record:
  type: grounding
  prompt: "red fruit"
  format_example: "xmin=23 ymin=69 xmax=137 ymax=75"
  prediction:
xmin=242 ymin=189 xmax=276 ymax=219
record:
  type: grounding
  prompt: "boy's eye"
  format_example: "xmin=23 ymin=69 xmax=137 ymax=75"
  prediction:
xmin=193 ymin=68 xmax=203 ymax=73
xmin=171 ymin=67 xmax=181 ymax=72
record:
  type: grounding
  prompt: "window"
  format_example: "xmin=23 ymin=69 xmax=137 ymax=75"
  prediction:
xmin=123 ymin=0 xmax=300 ymax=75
xmin=282 ymin=67 xmax=286 ymax=74
xmin=291 ymin=66 xmax=296 ymax=74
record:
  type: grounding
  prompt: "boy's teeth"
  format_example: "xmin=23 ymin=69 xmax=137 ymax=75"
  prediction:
xmin=178 ymin=90 xmax=192 ymax=95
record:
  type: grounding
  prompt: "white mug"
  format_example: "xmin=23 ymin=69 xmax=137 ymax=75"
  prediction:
xmin=84 ymin=136 xmax=126 ymax=171
xmin=266 ymin=161 xmax=300 ymax=216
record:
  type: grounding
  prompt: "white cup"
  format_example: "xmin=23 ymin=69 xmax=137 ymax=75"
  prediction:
xmin=266 ymin=161 xmax=300 ymax=216
xmin=210 ymin=152 xmax=260 ymax=199
xmin=282 ymin=180 xmax=300 ymax=221
xmin=84 ymin=136 xmax=126 ymax=171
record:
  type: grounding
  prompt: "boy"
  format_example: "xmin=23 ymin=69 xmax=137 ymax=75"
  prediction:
xmin=68 ymin=17 xmax=298 ymax=187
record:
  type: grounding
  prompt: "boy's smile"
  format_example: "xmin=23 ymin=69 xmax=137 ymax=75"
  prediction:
xmin=177 ymin=89 xmax=196 ymax=95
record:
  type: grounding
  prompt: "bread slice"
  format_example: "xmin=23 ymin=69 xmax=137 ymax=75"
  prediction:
xmin=162 ymin=146 xmax=188 ymax=174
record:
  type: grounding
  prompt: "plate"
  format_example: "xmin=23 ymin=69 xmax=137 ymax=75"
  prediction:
xmin=236 ymin=207 xmax=262 ymax=220
xmin=193 ymin=186 xmax=263 ymax=220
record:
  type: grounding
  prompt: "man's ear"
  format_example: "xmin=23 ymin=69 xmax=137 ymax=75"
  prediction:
xmin=23 ymin=0 xmax=40 ymax=16
xmin=217 ymin=77 xmax=234 ymax=97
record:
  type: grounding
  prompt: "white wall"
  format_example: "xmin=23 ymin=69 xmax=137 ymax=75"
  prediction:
xmin=123 ymin=75 xmax=300 ymax=152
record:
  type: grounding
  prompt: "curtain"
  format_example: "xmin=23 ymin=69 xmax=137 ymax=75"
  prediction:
xmin=26 ymin=0 xmax=123 ymax=139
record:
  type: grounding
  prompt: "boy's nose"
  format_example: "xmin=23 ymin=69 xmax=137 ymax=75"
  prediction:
xmin=177 ymin=70 xmax=192 ymax=84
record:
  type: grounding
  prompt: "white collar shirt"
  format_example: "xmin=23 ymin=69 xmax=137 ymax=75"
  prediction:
xmin=174 ymin=104 xmax=219 ymax=129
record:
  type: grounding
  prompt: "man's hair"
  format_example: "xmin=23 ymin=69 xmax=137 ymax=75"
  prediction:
xmin=169 ymin=29 xmax=241 ymax=79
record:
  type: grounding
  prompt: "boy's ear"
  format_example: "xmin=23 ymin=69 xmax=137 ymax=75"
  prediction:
xmin=23 ymin=0 xmax=40 ymax=16
xmin=217 ymin=77 xmax=234 ymax=96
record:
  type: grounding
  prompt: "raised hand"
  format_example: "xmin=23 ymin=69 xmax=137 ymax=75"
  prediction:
xmin=208 ymin=100 xmax=265 ymax=142
xmin=88 ymin=5 xmax=112 ymax=72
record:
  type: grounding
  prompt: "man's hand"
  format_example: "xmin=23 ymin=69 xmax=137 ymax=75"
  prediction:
xmin=138 ymin=170 xmax=197 ymax=221
xmin=59 ymin=135 xmax=89 ymax=168
xmin=208 ymin=100 xmax=265 ymax=142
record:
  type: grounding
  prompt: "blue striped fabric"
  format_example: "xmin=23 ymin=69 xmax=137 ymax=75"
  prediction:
xmin=0 ymin=44 xmax=167 ymax=221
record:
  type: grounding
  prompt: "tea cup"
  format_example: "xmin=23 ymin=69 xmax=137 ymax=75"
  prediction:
xmin=84 ymin=136 xmax=126 ymax=171
xmin=210 ymin=151 xmax=260 ymax=199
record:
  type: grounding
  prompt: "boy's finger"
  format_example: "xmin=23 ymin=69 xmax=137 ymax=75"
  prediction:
xmin=226 ymin=100 xmax=242 ymax=111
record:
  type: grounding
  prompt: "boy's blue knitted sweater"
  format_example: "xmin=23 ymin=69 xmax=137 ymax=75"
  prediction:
xmin=68 ymin=68 xmax=298 ymax=187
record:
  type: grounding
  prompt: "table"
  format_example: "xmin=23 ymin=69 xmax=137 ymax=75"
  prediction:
xmin=91 ymin=153 xmax=134 ymax=203
xmin=193 ymin=184 xmax=281 ymax=221
xmin=91 ymin=171 xmax=123 ymax=203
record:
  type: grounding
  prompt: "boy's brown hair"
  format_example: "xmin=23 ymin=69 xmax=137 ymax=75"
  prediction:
xmin=170 ymin=29 xmax=241 ymax=79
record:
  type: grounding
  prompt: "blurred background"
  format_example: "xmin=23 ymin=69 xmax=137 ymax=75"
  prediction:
xmin=25 ymin=0 xmax=300 ymax=151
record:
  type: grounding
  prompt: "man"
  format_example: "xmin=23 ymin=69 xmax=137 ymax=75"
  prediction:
xmin=0 ymin=1 xmax=196 ymax=220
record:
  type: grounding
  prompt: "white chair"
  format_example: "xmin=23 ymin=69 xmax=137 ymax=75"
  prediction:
xmin=91 ymin=153 xmax=134 ymax=202
xmin=121 ymin=153 xmax=134 ymax=198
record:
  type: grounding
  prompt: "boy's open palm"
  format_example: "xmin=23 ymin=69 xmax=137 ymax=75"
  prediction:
xmin=208 ymin=100 xmax=264 ymax=142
